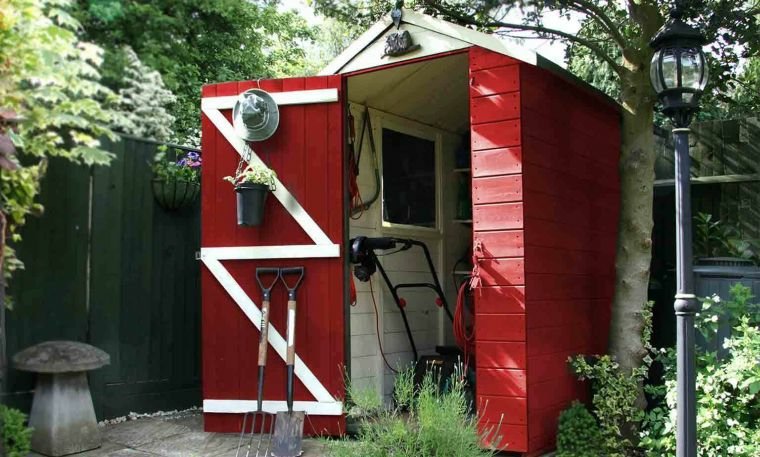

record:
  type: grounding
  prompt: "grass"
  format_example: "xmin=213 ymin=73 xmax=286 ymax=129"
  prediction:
xmin=326 ymin=363 xmax=501 ymax=457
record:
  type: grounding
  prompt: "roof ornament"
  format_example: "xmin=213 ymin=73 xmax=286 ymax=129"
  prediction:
xmin=391 ymin=1 xmax=403 ymax=29
xmin=383 ymin=1 xmax=421 ymax=57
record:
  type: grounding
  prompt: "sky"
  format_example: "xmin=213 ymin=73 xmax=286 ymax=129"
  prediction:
xmin=280 ymin=0 xmax=582 ymax=68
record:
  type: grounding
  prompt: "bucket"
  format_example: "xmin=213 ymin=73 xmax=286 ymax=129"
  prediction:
xmin=235 ymin=183 xmax=269 ymax=226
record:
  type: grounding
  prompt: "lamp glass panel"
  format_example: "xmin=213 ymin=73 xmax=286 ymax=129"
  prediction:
xmin=650 ymin=51 xmax=665 ymax=93
xmin=680 ymin=49 xmax=705 ymax=90
xmin=699 ymin=52 xmax=709 ymax=90
xmin=661 ymin=49 xmax=679 ymax=89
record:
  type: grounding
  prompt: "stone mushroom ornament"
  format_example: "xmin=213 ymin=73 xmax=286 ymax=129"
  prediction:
xmin=14 ymin=341 xmax=110 ymax=456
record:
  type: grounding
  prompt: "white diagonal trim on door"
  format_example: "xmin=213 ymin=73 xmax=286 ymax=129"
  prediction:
xmin=201 ymin=92 xmax=339 ymax=247
xmin=202 ymin=256 xmax=338 ymax=405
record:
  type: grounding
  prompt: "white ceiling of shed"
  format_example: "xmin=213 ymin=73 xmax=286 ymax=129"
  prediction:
xmin=347 ymin=52 xmax=470 ymax=134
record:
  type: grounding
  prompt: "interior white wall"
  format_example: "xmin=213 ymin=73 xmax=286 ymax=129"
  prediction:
xmin=347 ymin=95 xmax=470 ymax=400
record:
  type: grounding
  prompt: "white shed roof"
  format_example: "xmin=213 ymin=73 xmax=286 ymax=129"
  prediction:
xmin=319 ymin=9 xmax=541 ymax=75
xmin=320 ymin=9 xmax=619 ymax=108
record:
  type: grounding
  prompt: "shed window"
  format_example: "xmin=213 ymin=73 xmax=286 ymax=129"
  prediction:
xmin=382 ymin=128 xmax=436 ymax=228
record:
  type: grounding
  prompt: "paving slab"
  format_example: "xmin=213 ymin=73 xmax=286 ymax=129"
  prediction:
xmin=28 ymin=441 xmax=129 ymax=457
xmin=158 ymin=413 xmax=204 ymax=431
xmin=26 ymin=412 xmax=329 ymax=457
xmin=136 ymin=431 xmax=239 ymax=457
xmin=102 ymin=449 xmax=157 ymax=457
xmin=103 ymin=418 xmax=192 ymax=448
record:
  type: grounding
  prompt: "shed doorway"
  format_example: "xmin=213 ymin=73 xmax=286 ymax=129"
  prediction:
xmin=345 ymin=52 xmax=473 ymax=401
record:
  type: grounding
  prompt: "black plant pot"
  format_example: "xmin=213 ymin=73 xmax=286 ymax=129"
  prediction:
xmin=152 ymin=179 xmax=200 ymax=211
xmin=235 ymin=183 xmax=269 ymax=226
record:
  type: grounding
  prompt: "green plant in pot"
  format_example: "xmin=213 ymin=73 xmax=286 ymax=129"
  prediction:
xmin=151 ymin=147 xmax=201 ymax=211
xmin=224 ymin=163 xmax=277 ymax=226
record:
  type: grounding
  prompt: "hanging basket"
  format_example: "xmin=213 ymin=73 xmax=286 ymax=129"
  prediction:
xmin=235 ymin=183 xmax=269 ymax=226
xmin=152 ymin=179 xmax=200 ymax=211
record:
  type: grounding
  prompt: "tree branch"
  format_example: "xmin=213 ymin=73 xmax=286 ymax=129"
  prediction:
xmin=431 ymin=4 xmax=623 ymax=76
xmin=568 ymin=0 xmax=628 ymax=49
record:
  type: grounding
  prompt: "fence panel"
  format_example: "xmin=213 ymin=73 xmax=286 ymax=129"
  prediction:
xmin=2 ymin=136 xmax=201 ymax=419
xmin=2 ymin=157 xmax=91 ymax=411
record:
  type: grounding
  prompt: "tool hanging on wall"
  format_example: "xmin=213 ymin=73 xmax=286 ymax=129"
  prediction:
xmin=272 ymin=267 xmax=306 ymax=457
xmin=236 ymin=268 xmax=279 ymax=457
xmin=348 ymin=106 xmax=380 ymax=218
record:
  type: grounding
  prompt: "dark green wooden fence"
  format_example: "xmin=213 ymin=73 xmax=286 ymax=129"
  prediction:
xmin=1 ymin=136 xmax=201 ymax=419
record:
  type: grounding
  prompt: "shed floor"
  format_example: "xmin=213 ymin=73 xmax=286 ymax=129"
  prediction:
xmin=28 ymin=411 xmax=326 ymax=457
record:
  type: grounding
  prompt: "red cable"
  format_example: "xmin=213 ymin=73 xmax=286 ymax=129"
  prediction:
xmin=369 ymin=278 xmax=398 ymax=374
xmin=453 ymin=280 xmax=475 ymax=369
xmin=453 ymin=239 xmax=482 ymax=370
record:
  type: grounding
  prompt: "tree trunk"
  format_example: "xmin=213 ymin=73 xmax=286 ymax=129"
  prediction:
xmin=608 ymin=65 xmax=657 ymax=376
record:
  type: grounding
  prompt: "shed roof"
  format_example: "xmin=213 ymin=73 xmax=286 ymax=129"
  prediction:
xmin=320 ymin=9 xmax=619 ymax=109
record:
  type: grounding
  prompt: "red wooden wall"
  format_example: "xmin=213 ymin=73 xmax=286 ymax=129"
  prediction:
xmin=200 ymin=76 xmax=345 ymax=435
xmin=470 ymin=47 xmax=620 ymax=455
xmin=470 ymin=46 xmax=529 ymax=453
xmin=520 ymin=62 xmax=619 ymax=455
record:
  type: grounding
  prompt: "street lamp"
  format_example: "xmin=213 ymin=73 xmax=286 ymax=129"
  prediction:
xmin=649 ymin=7 xmax=709 ymax=457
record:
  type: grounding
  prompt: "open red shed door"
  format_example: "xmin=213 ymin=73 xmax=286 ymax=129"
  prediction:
xmin=199 ymin=76 xmax=345 ymax=434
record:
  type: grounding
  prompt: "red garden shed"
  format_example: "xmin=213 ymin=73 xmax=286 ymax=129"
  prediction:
xmin=199 ymin=9 xmax=619 ymax=456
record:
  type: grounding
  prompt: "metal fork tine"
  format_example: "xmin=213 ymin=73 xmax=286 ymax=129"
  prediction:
xmin=266 ymin=412 xmax=276 ymax=455
xmin=245 ymin=412 xmax=256 ymax=457
xmin=236 ymin=412 xmax=250 ymax=457
xmin=255 ymin=411 xmax=276 ymax=457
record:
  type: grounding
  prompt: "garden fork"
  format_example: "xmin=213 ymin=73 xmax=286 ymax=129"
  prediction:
xmin=236 ymin=267 xmax=279 ymax=457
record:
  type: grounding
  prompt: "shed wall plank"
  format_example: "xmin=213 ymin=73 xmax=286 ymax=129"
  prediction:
xmin=473 ymin=175 xmax=522 ymax=204
xmin=470 ymin=93 xmax=521 ymax=124
xmin=474 ymin=230 xmax=524 ymax=258
xmin=472 ymin=147 xmax=522 ymax=176
xmin=476 ymin=341 xmax=527 ymax=368
xmin=477 ymin=396 xmax=528 ymax=425
xmin=471 ymin=119 xmax=521 ymax=150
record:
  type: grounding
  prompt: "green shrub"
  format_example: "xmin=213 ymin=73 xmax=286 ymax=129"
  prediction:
xmin=0 ymin=405 xmax=32 ymax=457
xmin=556 ymin=401 xmax=603 ymax=457
xmin=328 ymin=364 xmax=497 ymax=457
xmin=640 ymin=284 xmax=760 ymax=456
xmin=563 ymin=301 xmax=654 ymax=457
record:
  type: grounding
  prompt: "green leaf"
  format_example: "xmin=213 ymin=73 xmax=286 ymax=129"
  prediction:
xmin=7 ymin=130 xmax=23 ymax=148
xmin=72 ymin=146 xmax=114 ymax=166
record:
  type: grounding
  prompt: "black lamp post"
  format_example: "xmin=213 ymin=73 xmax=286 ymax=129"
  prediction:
xmin=649 ymin=7 xmax=709 ymax=457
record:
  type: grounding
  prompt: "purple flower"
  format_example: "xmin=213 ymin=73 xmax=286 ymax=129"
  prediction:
xmin=177 ymin=158 xmax=188 ymax=166
xmin=186 ymin=152 xmax=200 ymax=161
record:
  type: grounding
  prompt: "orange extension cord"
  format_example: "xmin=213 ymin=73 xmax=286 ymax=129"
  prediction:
xmin=454 ymin=239 xmax=482 ymax=369
xmin=453 ymin=280 xmax=475 ymax=369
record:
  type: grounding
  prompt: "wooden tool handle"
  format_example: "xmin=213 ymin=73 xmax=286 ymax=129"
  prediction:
xmin=258 ymin=299 xmax=271 ymax=367
xmin=286 ymin=299 xmax=297 ymax=366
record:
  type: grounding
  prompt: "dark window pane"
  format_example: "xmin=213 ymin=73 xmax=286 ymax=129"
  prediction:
xmin=382 ymin=128 xmax=436 ymax=227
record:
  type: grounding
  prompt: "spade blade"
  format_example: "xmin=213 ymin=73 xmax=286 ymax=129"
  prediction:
xmin=270 ymin=411 xmax=304 ymax=457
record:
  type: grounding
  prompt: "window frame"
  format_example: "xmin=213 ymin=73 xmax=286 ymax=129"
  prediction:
xmin=372 ymin=110 xmax=443 ymax=235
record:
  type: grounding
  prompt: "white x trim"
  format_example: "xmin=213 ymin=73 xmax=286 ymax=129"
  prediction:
xmin=201 ymin=89 xmax=339 ymax=247
xmin=201 ymin=88 xmax=343 ymax=416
